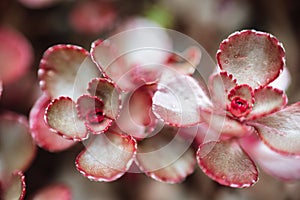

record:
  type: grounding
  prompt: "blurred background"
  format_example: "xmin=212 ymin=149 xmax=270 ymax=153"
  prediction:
xmin=0 ymin=0 xmax=300 ymax=199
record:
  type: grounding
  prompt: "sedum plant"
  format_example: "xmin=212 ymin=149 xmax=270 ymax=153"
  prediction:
xmin=154 ymin=29 xmax=300 ymax=187
xmin=31 ymin=18 xmax=200 ymax=183
xmin=30 ymin=18 xmax=300 ymax=188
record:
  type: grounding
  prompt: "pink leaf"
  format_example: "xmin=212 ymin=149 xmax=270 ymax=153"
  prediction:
xmin=197 ymin=140 xmax=258 ymax=188
xmin=247 ymin=86 xmax=287 ymax=120
xmin=250 ymin=103 xmax=300 ymax=156
xmin=45 ymin=97 xmax=88 ymax=141
xmin=29 ymin=94 xmax=75 ymax=152
xmin=166 ymin=46 xmax=201 ymax=75
xmin=0 ymin=27 xmax=33 ymax=84
xmin=91 ymin=19 xmax=172 ymax=90
xmin=152 ymin=74 xmax=212 ymax=127
xmin=76 ymin=132 xmax=137 ymax=182
xmin=76 ymin=95 xmax=113 ymax=134
xmin=76 ymin=95 xmax=105 ymax=119
xmin=87 ymin=78 xmax=121 ymax=120
xmin=2 ymin=172 xmax=26 ymax=200
xmin=39 ymin=45 xmax=100 ymax=99
xmin=240 ymin=133 xmax=300 ymax=181
xmin=84 ymin=118 xmax=113 ymax=135
xmin=227 ymin=84 xmax=254 ymax=118
xmin=0 ymin=113 xmax=36 ymax=180
xmin=200 ymin=109 xmax=250 ymax=138
xmin=217 ymin=30 xmax=285 ymax=88
xmin=32 ymin=184 xmax=72 ymax=200
xmin=116 ymin=84 xmax=157 ymax=139
xmin=209 ymin=72 xmax=237 ymax=109
xmin=90 ymin=40 xmax=135 ymax=91
xmin=135 ymin=127 xmax=196 ymax=183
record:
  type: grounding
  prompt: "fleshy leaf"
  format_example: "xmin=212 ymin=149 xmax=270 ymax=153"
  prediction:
xmin=209 ymin=72 xmax=237 ymax=108
xmin=29 ymin=94 xmax=75 ymax=152
xmin=240 ymin=134 xmax=300 ymax=180
xmin=200 ymin=109 xmax=250 ymax=138
xmin=91 ymin=19 xmax=172 ymax=90
xmin=0 ymin=27 xmax=33 ymax=84
xmin=76 ymin=132 xmax=136 ymax=182
xmin=197 ymin=140 xmax=258 ymax=188
xmin=217 ymin=30 xmax=285 ymax=88
xmin=227 ymin=84 xmax=254 ymax=118
xmin=39 ymin=45 xmax=100 ymax=99
xmin=152 ymin=74 xmax=212 ymax=127
xmin=45 ymin=97 xmax=88 ymax=141
xmin=76 ymin=95 xmax=104 ymax=119
xmin=166 ymin=46 xmax=201 ymax=75
xmin=250 ymin=103 xmax=300 ymax=156
xmin=228 ymin=85 xmax=253 ymax=104
xmin=247 ymin=86 xmax=287 ymax=120
xmin=90 ymin=39 xmax=135 ymax=91
xmin=76 ymin=95 xmax=113 ymax=134
xmin=32 ymin=184 xmax=72 ymax=200
xmin=2 ymin=172 xmax=26 ymax=200
xmin=84 ymin=118 xmax=113 ymax=135
xmin=116 ymin=85 xmax=157 ymax=139
xmin=87 ymin=78 xmax=121 ymax=120
xmin=0 ymin=113 xmax=36 ymax=180
xmin=135 ymin=127 xmax=196 ymax=183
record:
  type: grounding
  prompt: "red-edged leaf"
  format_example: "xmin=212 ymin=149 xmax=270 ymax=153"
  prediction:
xmin=39 ymin=45 xmax=100 ymax=99
xmin=91 ymin=19 xmax=172 ymax=90
xmin=197 ymin=140 xmax=258 ymax=188
xmin=0 ymin=27 xmax=33 ymax=84
xmin=69 ymin=0 xmax=116 ymax=34
xmin=90 ymin=39 xmax=136 ymax=91
xmin=200 ymin=109 xmax=250 ymax=138
xmin=247 ymin=86 xmax=287 ymax=120
xmin=153 ymin=74 xmax=212 ymax=127
xmin=228 ymin=85 xmax=253 ymax=104
xmin=87 ymin=78 xmax=121 ymax=120
xmin=217 ymin=30 xmax=285 ymax=88
xmin=250 ymin=103 xmax=300 ymax=156
xmin=116 ymin=84 xmax=158 ymax=139
xmin=209 ymin=72 xmax=237 ymax=109
xmin=76 ymin=95 xmax=104 ymax=119
xmin=76 ymin=95 xmax=113 ymax=134
xmin=2 ymin=172 xmax=26 ymax=200
xmin=45 ymin=97 xmax=88 ymax=141
xmin=227 ymin=84 xmax=254 ymax=118
xmin=76 ymin=132 xmax=137 ymax=182
xmin=32 ymin=184 xmax=72 ymax=200
xmin=84 ymin=118 xmax=113 ymax=135
xmin=135 ymin=127 xmax=196 ymax=183
xmin=166 ymin=46 xmax=201 ymax=75
xmin=76 ymin=94 xmax=104 ymax=119
xmin=29 ymin=94 xmax=75 ymax=152
xmin=0 ymin=113 xmax=36 ymax=180
xmin=240 ymin=133 xmax=300 ymax=181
